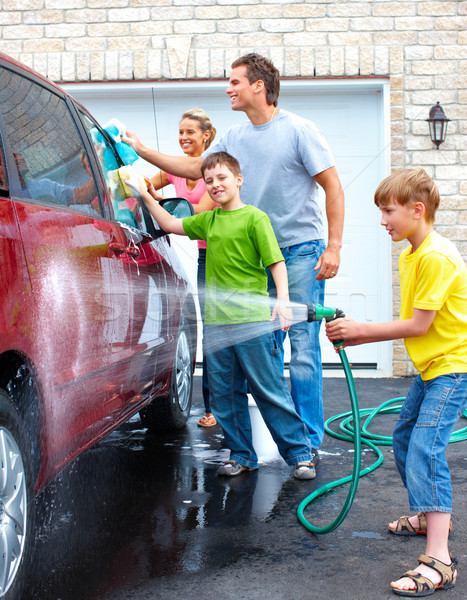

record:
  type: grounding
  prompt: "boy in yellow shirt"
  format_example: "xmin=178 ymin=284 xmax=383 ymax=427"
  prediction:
xmin=326 ymin=169 xmax=467 ymax=597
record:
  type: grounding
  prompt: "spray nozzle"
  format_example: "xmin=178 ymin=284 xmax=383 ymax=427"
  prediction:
xmin=306 ymin=303 xmax=345 ymax=349
xmin=306 ymin=303 xmax=345 ymax=323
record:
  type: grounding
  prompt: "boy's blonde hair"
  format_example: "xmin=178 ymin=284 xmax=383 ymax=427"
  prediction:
xmin=374 ymin=168 xmax=440 ymax=223
xmin=201 ymin=152 xmax=241 ymax=179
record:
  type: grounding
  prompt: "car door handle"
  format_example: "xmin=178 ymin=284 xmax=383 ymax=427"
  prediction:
xmin=109 ymin=241 xmax=126 ymax=254
xmin=125 ymin=246 xmax=141 ymax=258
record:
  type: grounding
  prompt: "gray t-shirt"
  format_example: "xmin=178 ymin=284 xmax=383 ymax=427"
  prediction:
xmin=26 ymin=178 xmax=74 ymax=206
xmin=205 ymin=109 xmax=335 ymax=248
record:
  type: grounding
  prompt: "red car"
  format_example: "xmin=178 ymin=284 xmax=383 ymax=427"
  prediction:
xmin=0 ymin=52 xmax=197 ymax=599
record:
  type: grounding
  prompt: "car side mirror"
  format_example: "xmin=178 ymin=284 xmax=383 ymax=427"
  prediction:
xmin=159 ymin=197 xmax=194 ymax=218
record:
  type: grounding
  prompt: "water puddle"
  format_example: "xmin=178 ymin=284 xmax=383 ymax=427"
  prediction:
xmin=351 ymin=530 xmax=385 ymax=539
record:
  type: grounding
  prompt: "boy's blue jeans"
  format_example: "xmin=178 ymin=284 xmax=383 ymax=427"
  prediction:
xmin=393 ymin=373 xmax=467 ymax=513
xmin=205 ymin=325 xmax=313 ymax=469
xmin=267 ymin=239 xmax=326 ymax=448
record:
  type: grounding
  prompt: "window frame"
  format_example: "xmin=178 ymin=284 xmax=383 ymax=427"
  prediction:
xmin=1 ymin=57 xmax=179 ymax=242
xmin=0 ymin=62 xmax=112 ymax=223
xmin=0 ymin=64 xmax=105 ymax=218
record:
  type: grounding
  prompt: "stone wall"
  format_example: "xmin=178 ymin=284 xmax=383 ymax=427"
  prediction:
xmin=1 ymin=0 xmax=466 ymax=376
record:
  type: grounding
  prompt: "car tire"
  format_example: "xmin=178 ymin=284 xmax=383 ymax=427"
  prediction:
xmin=0 ymin=388 xmax=35 ymax=600
xmin=140 ymin=314 xmax=194 ymax=432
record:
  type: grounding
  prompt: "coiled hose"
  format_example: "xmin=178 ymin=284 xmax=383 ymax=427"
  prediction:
xmin=297 ymin=344 xmax=467 ymax=535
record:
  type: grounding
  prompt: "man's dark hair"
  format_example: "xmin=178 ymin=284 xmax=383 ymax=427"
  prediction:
xmin=231 ymin=53 xmax=280 ymax=107
xmin=201 ymin=152 xmax=241 ymax=179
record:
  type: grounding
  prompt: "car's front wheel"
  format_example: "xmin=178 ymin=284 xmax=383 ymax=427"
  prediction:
xmin=0 ymin=389 xmax=34 ymax=600
xmin=140 ymin=314 xmax=194 ymax=432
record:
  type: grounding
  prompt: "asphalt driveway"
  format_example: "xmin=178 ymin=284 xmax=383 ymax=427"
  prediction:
xmin=27 ymin=375 xmax=467 ymax=600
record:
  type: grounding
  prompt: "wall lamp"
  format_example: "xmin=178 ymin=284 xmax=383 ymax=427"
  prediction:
xmin=426 ymin=102 xmax=450 ymax=149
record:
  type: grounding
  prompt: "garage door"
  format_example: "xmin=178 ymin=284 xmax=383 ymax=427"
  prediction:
xmin=64 ymin=79 xmax=392 ymax=374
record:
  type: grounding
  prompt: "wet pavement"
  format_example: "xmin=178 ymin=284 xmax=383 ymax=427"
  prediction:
xmin=27 ymin=375 xmax=467 ymax=600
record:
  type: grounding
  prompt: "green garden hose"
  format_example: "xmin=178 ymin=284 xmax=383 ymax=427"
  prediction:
xmin=297 ymin=343 xmax=467 ymax=535
xmin=297 ymin=345 xmax=361 ymax=534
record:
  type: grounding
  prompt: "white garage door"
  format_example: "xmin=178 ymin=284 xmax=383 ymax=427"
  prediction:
xmin=64 ymin=79 xmax=392 ymax=375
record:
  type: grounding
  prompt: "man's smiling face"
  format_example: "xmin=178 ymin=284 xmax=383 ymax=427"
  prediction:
xmin=226 ymin=65 xmax=258 ymax=113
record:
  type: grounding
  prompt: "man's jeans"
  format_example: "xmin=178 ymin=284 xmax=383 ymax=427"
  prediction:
xmin=393 ymin=373 xmax=467 ymax=513
xmin=268 ymin=239 xmax=326 ymax=448
xmin=205 ymin=326 xmax=313 ymax=469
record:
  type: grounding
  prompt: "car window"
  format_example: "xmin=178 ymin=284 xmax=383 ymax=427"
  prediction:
xmin=0 ymin=66 xmax=101 ymax=217
xmin=79 ymin=112 xmax=148 ymax=233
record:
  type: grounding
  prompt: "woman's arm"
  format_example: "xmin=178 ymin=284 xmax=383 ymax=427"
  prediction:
xmin=150 ymin=171 xmax=169 ymax=191
xmin=123 ymin=130 xmax=203 ymax=180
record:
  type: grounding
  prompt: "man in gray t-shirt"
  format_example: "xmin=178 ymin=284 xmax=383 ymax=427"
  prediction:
xmin=204 ymin=108 xmax=334 ymax=248
xmin=124 ymin=53 xmax=345 ymax=465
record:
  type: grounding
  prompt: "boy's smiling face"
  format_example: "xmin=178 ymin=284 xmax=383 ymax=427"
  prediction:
xmin=379 ymin=198 xmax=418 ymax=243
xmin=204 ymin=163 xmax=243 ymax=210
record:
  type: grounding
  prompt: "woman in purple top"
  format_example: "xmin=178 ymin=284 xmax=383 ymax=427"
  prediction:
xmin=150 ymin=109 xmax=218 ymax=428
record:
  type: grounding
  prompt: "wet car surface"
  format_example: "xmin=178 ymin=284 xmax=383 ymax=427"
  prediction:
xmin=25 ymin=376 xmax=467 ymax=600
xmin=0 ymin=52 xmax=198 ymax=598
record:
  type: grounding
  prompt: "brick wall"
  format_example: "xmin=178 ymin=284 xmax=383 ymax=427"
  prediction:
xmin=2 ymin=0 xmax=466 ymax=376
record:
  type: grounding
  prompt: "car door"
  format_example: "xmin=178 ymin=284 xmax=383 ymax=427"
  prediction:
xmin=0 ymin=63 xmax=151 ymax=468
xmin=75 ymin=110 xmax=174 ymax=413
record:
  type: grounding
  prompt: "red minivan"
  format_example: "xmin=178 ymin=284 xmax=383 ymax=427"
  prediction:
xmin=0 ymin=53 xmax=197 ymax=598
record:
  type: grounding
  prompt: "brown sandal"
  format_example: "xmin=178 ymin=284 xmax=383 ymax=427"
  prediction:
xmin=390 ymin=512 xmax=428 ymax=536
xmin=392 ymin=554 xmax=457 ymax=597
xmin=197 ymin=413 xmax=217 ymax=428
xmin=389 ymin=512 xmax=452 ymax=536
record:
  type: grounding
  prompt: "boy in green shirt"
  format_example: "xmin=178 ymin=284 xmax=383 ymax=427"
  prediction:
xmin=137 ymin=152 xmax=316 ymax=480
xmin=326 ymin=169 xmax=467 ymax=596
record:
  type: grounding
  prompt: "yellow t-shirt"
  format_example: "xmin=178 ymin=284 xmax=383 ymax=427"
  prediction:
xmin=399 ymin=231 xmax=467 ymax=380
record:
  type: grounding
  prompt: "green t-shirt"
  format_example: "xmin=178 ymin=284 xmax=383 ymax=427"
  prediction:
xmin=183 ymin=205 xmax=284 ymax=324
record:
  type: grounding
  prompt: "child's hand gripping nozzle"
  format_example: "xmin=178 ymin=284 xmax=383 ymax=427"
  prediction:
xmin=306 ymin=303 xmax=345 ymax=349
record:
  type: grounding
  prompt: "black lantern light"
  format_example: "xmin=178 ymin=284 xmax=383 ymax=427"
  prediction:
xmin=426 ymin=102 xmax=450 ymax=149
